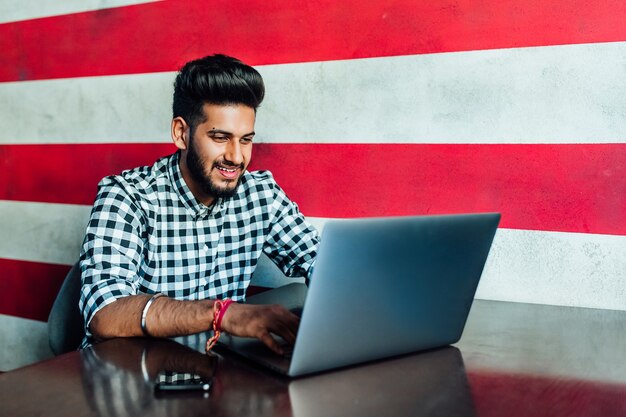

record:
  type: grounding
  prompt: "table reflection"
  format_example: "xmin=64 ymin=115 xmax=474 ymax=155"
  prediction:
xmin=80 ymin=336 xmax=290 ymax=417
xmin=79 ymin=337 xmax=475 ymax=417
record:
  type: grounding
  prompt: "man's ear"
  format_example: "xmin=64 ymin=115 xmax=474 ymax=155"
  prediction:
xmin=171 ymin=117 xmax=189 ymax=150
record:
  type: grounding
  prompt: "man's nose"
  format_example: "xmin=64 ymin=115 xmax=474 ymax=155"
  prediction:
xmin=224 ymin=140 xmax=244 ymax=166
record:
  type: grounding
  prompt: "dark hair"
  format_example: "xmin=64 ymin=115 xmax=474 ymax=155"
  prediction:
xmin=172 ymin=54 xmax=265 ymax=133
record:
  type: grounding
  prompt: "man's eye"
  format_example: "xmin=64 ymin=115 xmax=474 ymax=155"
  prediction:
xmin=211 ymin=135 xmax=228 ymax=142
xmin=241 ymin=137 xmax=254 ymax=144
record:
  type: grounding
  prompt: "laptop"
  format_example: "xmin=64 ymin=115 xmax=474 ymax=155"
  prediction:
xmin=216 ymin=212 xmax=500 ymax=377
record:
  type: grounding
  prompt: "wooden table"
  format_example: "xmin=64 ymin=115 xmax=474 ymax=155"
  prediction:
xmin=1 ymin=300 xmax=625 ymax=417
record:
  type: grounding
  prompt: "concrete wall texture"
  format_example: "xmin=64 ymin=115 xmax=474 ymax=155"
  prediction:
xmin=0 ymin=0 xmax=624 ymax=370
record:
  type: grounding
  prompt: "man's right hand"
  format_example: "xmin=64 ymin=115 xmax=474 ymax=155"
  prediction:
xmin=90 ymin=296 xmax=299 ymax=356
xmin=220 ymin=303 xmax=300 ymax=355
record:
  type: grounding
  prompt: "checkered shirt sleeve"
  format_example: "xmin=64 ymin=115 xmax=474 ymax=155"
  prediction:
xmin=263 ymin=181 xmax=319 ymax=281
xmin=79 ymin=180 xmax=146 ymax=338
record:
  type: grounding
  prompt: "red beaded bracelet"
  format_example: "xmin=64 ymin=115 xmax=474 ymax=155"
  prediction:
xmin=205 ymin=299 xmax=234 ymax=352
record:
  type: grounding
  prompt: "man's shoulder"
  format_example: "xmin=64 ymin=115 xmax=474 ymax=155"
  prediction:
xmin=240 ymin=170 xmax=286 ymax=196
xmin=244 ymin=169 xmax=276 ymax=183
xmin=233 ymin=170 xmax=298 ymax=215
xmin=239 ymin=170 xmax=276 ymax=189
xmin=98 ymin=154 xmax=173 ymax=196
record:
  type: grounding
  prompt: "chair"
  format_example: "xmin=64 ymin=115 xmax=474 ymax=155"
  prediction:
xmin=249 ymin=251 xmax=302 ymax=288
xmin=48 ymin=262 xmax=84 ymax=355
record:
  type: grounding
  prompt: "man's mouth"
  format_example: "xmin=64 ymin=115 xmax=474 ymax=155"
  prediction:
xmin=214 ymin=164 xmax=242 ymax=179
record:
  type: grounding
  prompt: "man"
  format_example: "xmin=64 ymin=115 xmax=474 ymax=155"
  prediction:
xmin=79 ymin=54 xmax=319 ymax=355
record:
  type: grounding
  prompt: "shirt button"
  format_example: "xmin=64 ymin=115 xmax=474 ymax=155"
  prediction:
xmin=203 ymin=245 xmax=209 ymax=253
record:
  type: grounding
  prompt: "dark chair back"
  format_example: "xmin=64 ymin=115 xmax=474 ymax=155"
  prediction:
xmin=48 ymin=262 xmax=84 ymax=355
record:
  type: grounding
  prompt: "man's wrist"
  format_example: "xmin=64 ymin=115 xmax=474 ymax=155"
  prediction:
xmin=141 ymin=293 xmax=165 ymax=336
xmin=215 ymin=299 xmax=234 ymax=332
xmin=205 ymin=299 xmax=236 ymax=352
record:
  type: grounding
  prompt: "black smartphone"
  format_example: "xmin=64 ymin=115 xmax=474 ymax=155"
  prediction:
xmin=154 ymin=372 xmax=212 ymax=393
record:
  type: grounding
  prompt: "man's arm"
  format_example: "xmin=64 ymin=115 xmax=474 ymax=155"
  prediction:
xmin=263 ymin=179 xmax=320 ymax=282
xmin=90 ymin=295 xmax=298 ymax=354
xmin=81 ymin=179 xmax=297 ymax=354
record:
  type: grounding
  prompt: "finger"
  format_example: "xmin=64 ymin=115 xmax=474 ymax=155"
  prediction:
xmin=264 ymin=306 xmax=298 ymax=333
xmin=285 ymin=314 xmax=300 ymax=340
xmin=272 ymin=307 xmax=300 ymax=328
xmin=270 ymin=320 xmax=298 ymax=345
xmin=283 ymin=331 xmax=296 ymax=346
xmin=270 ymin=326 xmax=295 ymax=346
xmin=284 ymin=312 xmax=300 ymax=341
xmin=258 ymin=332 xmax=283 ymax=355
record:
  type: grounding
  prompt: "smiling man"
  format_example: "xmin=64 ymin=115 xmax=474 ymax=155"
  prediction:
xmin=79 ymin=55 xmax=319 ymax=354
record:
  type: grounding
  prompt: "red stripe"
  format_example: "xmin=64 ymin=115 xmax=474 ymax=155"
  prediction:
xmin=0 ymin=143 xmax=175 ymax=206
xmin=253 ymin=144 xmax=626 ymax=235
xmin=468 ymin=371 xmax=626 ymax=417
xmin=0 ymin=258 xmax=70 ymax=322
xmin=1 ymin=0 xmax=625 ymax=82
xmin=1 ymin=143 xmax=624 ymax=235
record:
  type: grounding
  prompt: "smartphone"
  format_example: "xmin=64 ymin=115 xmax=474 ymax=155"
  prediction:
xmin=154 ymin=372 xmax=212 ymax=393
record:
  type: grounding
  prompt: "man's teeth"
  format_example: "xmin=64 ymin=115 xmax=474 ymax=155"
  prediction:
xmin=217 ymin=166 xmax=237 ymax=172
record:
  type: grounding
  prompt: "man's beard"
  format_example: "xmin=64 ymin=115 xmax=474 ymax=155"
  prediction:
xmin=186 ymin=140 xmax=245 ymax=200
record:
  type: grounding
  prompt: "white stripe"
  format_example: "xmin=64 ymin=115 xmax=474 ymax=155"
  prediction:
xmin=478 ymin=228 xmax=626 ymax=311
xmin=0 ymin=314 xmax=51 ymax=371
xmin=0 ymin=200 xmax=90 ymax=265
xmin=1 ymin=201 xmax=625 ymax=311
xmin=0 ymin=0 xmax=161 ymax=24
xmin=1 ymin=42 xmax=625 ymax=144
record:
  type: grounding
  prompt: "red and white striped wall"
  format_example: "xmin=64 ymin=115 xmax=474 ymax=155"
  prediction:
xmin=1 ymin=0 xmax=624 ymax=370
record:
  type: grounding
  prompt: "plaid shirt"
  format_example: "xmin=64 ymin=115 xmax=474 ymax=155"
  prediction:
xmin=79 ymin=151 xmax=319 ymax=346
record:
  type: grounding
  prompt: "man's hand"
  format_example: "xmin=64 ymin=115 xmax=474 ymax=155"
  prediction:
xmin=220 ymin=303 xmax=300 ymax=355
xmin=90 ymin=296 xmax=299 ymax=356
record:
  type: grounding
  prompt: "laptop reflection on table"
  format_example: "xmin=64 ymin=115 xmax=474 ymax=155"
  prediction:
xmin=288 ymin=346 xmax=475 ymax=417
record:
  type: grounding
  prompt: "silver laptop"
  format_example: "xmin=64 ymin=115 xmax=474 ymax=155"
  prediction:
xmin=217 ymin=212 xmax=500 ymax=377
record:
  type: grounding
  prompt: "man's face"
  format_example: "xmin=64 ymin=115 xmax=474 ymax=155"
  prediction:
xmin=184 ymin=104 xmax=256 ymax=204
